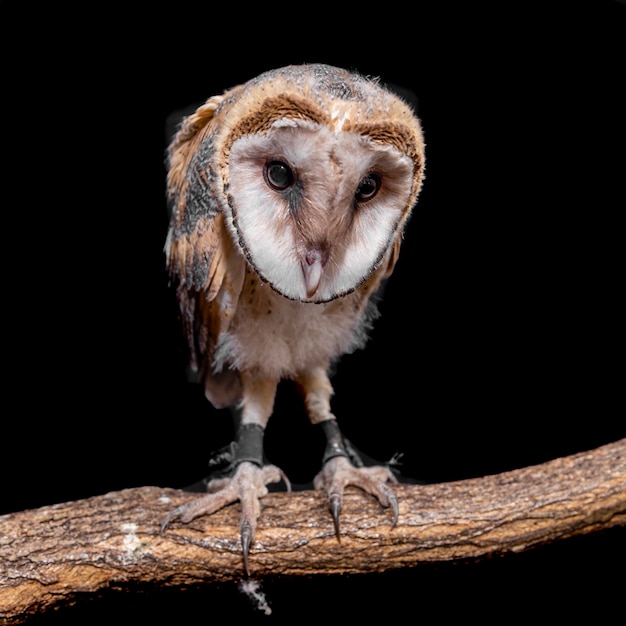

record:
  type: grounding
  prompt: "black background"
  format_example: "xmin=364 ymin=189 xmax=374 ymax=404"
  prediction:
xmin=2 ymin=0 xmax=624 ymax=622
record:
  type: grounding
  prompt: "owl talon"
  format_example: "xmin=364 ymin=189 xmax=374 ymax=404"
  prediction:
xmin=241 ymin=519 xmax=254 ymax=577
xmin=160 ymin=506 xmax=183 ymax=534
xmin=383 ymin=484 xmax=399 ymax=527
xmin=329 ymin=493 xmax=342 ymax=541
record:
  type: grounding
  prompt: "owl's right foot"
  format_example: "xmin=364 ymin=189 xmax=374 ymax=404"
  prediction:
xmin=160 ymin=424 xmax=289 ymax=576
xmin=315 ymin=418 xmax=398 ymax=539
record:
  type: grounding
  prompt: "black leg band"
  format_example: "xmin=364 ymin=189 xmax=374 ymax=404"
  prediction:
xmin=233 ymin=423 xmax=265 ymax=467
xmin=319 ymin=419 xmax=358 ymax=465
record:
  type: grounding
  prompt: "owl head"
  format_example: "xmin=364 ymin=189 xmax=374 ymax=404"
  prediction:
xmin=171 ymin=64 xmax=426 ymax=303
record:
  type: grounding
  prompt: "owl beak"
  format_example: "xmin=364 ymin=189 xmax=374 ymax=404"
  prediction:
xmin=302 ymin=249 xmax=325 ymax=298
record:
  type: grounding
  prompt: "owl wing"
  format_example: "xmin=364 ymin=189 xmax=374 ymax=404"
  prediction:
xmin=166 ymin=92 xmax=246 ymax=408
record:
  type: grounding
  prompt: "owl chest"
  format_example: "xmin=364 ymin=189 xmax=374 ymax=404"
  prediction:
xmin=224 ymin=275 xmax=367 ymax=377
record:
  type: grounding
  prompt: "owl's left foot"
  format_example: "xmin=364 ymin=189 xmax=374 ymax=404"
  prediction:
xmin=314 ymin=420 xmax=398 ymax=539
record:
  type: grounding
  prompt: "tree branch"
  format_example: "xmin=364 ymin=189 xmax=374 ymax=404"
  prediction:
xmin=1 ymin=439 xmax=625 ymax=623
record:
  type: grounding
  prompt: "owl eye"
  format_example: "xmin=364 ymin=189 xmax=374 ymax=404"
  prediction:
xmin=264 ymin=160 xmax=295 ymax=191
xmin=355 ymin=172 xmax=381 ymax=203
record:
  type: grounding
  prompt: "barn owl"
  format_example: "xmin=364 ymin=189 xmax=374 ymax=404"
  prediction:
xmin=161 ymin=63 xmax=426 ymax=575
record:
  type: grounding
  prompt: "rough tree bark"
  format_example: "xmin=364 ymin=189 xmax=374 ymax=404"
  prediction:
xmin=1 ymin=439 xmax=624 ymax=623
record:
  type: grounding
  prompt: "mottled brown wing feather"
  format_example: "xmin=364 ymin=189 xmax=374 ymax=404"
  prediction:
xmin=166 ymin=92 xmax=246 ymax=408
xmin=167 ymin=94 xmax=226 ymax=200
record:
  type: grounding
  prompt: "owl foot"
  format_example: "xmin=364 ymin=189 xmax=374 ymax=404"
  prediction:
xmin=313 ymin=455 xmax=398 ymax=540
xmin=161 ymin=460 xmax=287 ymax=576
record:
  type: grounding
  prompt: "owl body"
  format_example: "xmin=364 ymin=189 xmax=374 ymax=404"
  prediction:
xmin=163 ymin=64 xmax=425 ymax=568
xmin=166 ymin=64 xmax=424 ymax=407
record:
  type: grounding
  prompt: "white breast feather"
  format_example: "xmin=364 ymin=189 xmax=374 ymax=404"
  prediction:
xmin=214 ymin=287 xmax=366 ymax=379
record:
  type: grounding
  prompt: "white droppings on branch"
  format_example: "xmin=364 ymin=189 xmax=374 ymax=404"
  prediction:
xmin=121 ymin=523 xmax=141 ymax=563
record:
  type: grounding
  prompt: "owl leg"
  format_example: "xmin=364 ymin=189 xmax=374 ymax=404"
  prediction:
xmin=295 ymin=368 xmax=398 ymax=540
xmin=161 ymin=373 xmax=288 ymax=576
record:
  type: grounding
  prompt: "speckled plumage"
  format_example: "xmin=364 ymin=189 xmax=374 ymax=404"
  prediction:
xmin=162 ymin=63 xmax=426 ymax=574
